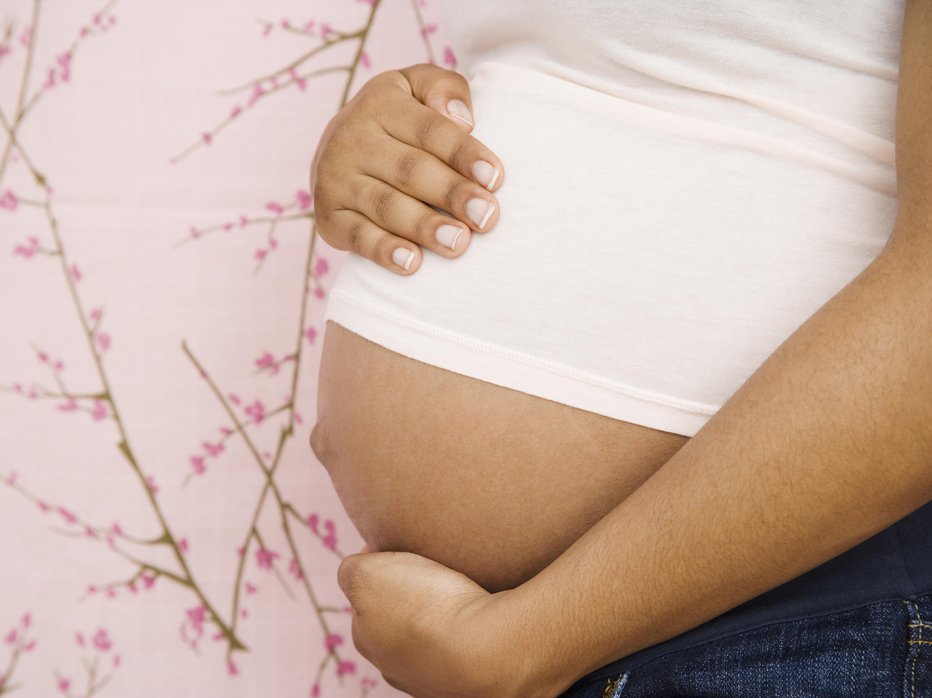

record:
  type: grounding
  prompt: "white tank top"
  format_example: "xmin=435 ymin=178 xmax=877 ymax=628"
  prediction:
xmin=322 ymin=0 xmax=904 ymax=437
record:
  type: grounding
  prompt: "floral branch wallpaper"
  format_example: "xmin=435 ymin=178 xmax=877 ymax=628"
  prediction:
xmin=0 ymin=1 xmax=454 ymax=695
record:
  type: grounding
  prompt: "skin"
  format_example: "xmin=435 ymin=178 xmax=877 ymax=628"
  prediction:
xmin=315 ymin=320 xmax=688 ymax=593
xmin=338 ymin=0 xmax=932 ymax=697
xmin=333 ymin=2 xmax=932 ymax=695
xmin=310 ymin=63 xmax=507 ymax=275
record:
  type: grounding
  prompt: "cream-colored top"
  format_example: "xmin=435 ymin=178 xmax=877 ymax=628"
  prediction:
xmin=324 ymin=0 xmax=904 ymax=436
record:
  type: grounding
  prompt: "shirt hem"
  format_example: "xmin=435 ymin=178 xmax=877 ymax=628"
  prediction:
xmin=322 ymin=288 xmax=719 ymax=438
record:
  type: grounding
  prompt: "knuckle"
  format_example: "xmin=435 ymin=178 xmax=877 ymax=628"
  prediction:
xmin=371 ymin=186 xmax=395 ymax=222
xmin=412 ymin=112 xmax=440 ymax=151
xmin=346 ymin=218 xmax=366 ymax=254
xmin=447 ymin=139 xmax=471 ymax=174
xmin=442 ymin=179 xmax=463 ymax=214
xmin=393 ymin=152 xmax=420 ymax=188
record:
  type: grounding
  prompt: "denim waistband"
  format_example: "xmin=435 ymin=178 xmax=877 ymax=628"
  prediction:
xmin=564 ymin=496 xmax=932 ymax=691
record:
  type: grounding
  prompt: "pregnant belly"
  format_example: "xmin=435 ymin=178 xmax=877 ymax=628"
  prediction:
xmin=312 ymin=320 xmax=690 ymax=593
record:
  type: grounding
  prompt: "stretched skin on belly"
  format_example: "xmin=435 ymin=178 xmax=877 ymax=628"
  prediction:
xmin=312 ymin=320 xmax=691 ymax=593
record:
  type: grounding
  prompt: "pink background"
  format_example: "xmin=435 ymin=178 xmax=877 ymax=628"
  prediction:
xmin=0 ymin=1 xmax=455 ymax=695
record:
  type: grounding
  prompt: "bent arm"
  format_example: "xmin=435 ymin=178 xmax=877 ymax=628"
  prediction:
xmin=502 ymin=2 xmax=932 ymax=693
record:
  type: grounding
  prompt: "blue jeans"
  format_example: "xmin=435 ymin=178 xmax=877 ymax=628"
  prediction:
xmin=559 ymin=498 xmax=932 ymax=697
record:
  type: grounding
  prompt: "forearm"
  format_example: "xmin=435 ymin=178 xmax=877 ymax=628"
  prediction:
xmin=507 ymin=233 xmax=932 ymax=695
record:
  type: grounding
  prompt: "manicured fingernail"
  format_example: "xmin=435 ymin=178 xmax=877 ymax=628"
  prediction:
xmin=392 ymin=247 xmax=415 ymax=271
xmin=436 ymin=224 xmax=466 ymax=250
xmin=472 ymin=160 xmax=500 ymax=190
xmin=447 ymin=99 xmax=473 ymax=127
xmin=466 ymin=198 xmax=495 ymax=228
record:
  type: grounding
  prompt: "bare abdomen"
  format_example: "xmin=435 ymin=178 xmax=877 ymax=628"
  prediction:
xmin=312 ymin=320 xmax=691 ymax=593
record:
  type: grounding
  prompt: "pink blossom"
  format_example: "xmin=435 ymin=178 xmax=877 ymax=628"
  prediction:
xmin=75 ymin=632 xmax=85 ymax=646
xmin=443 ymin=46 xmax=457 ymax=68
xmin=186 ymin=605 xmax=206 ymax=630
xmin=95 ymin=332 xmax=111 ymax=352
xmin=244 ymin=400 xmax=265 ymax=424
xmin=247 ymin=83 xmax=265 ymax=107
xmin=203 ymin=441 xmax=224 ymax=457
xmin=141 ymin=573 xmax=156 ymax=589
xmin=228 ymin=659 xmax=239 ymax=676
xmin=313 ymin=287 xmax=325 ymax=299
xmin=89 ymin=307 xmax=101 ymax=322
xmin=0 ymin=189 xmax=18 ymax=211
xmin=230 ymin=105 xmax=242 ymax=119
xmin=21 ymin=613 xmax=30 ymax=628
xmin=238 ymin=214 xmax=249 ymax=227
xmin=92 ymin=628 xmax=112 ymax=651
xmin=244 ymin=581 xmax=257 ymax=595
xmin=201 ymin=132 xmax=212 ymax=145
xmin=265 ymin=201 xmax=284 ymax=215
xmin=303 ymin=20 xmax=315 ymax=30
xmin=320 ymin=22 xmax=332 ymax=38
xmin=179 ymin=537 xmax=189 ymax=553
xmin=23 ymin=639 xmax=36 ymax=652
xmin=420 ymin=23 xmax=438 ymax=37
xmin=57 ymin=398 xmax=78 ymax=412
xmin=304 ymin=326 xmax=317 ymax=344
xmin=18 ymin=25 xmax=31 ymax=48
xmin=289 ymin=557 xmax=303 ymax=580
xmin=13 ymin=236 xmax=37 ymax=258
xmin=57 ymin=506 xmax=77 ymax=524
xmin=190 ymin=455 xmax=206 ymax=474
xmin=294 ymin=412 xmax=303 ymax=425
xmin=255 ymin=547 xmax=280 ymax=571
xmin=361 ymin=51 xmax=370 ymax=69
xmin=52 ymin=359 xmax=64 ymax=371
xmin=324 ymin=632 xmax=343 ymax=651
xmin=296 ymin=189 xmax=312 ymax=210
xmin=336 ymin=659 xmax=356 ymax=677
xmin=70 ymin=263 xmax=81 ymax=282
xmin=57 ymin=677 xmax=71 ymax=693
xmin=37 ymin=351 xmax=49 ymax=363
xmin=311 ymin=684 xmax=321 ymax=697
xmin=255 ymin=351 xmax=278 ymax=374
xmin=189 ymin=225 xmax=200 ymax=239
xmin=254 ymin=248 xmax=267 ymax=261
xmin=113 ymin=654 xmax=121 ymax=667
xmin=91 ymin=400 xmax=107 ymax=421
xmin=4 ymin=629 xmax=16 ymax=645
xmin=42 ymin=66 xmax=56 ymax=90
xmin=307 ymin=513 xmax=318 ymax=532
xmin=323 ymin=533 xmax=337 ymax=550
xmin=145 ymin=474 xmax=158 ymax=495
xmin=228 ymin=393 xmax=241 ymax=406
xmin=314 ymin=257 xmax=329 ymax=277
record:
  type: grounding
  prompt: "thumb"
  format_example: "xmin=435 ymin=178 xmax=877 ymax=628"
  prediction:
xmin=398 ymin=63 xmax=475 ymax=132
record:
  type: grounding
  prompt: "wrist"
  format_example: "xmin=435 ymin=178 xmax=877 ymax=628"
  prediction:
xmin=487 ymin=582 xmax=586 ymax=698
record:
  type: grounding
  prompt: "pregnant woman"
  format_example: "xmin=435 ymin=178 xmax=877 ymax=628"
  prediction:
xmin=313 ymin=1 xmax=932 ymax=695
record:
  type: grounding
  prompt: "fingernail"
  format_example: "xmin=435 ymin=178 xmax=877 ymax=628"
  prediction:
xmin=472 ymin=160 xmax=500 ymax=190
xmin=447 ymin=99 xmax=473 ymax=127
xmin=466 ymin=198 xmax=495 ymax=228
xmin=392 ymin=247 xmax=415 ymax=271
xmin=436 ymin=224 xmax=466 ymax=250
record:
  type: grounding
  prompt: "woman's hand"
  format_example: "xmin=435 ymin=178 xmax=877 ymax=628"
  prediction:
xmin=338 ymin=547 xmax=543 ymax=698
xmin=309 ymin=63 xmax=504 ymax=275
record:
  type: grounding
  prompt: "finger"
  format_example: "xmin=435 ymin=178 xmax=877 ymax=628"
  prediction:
xmin=350 ymin=170 xmax=480 ymax=256
xmin=326 ymin=207 xmax=424 ymax=275
xmin=348 ymin=170 xmax=490 ymax=261
xmin=379 ymin=77 xmax=504 ymax=194
xmin=398 ymin=62 xmax=476 ymax=132
xmin=359 ymin=134 xmax=498 ymax=237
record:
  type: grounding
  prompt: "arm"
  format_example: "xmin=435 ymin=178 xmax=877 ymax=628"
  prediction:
xmin=510 ymin=1 xmax=932 ymax=693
